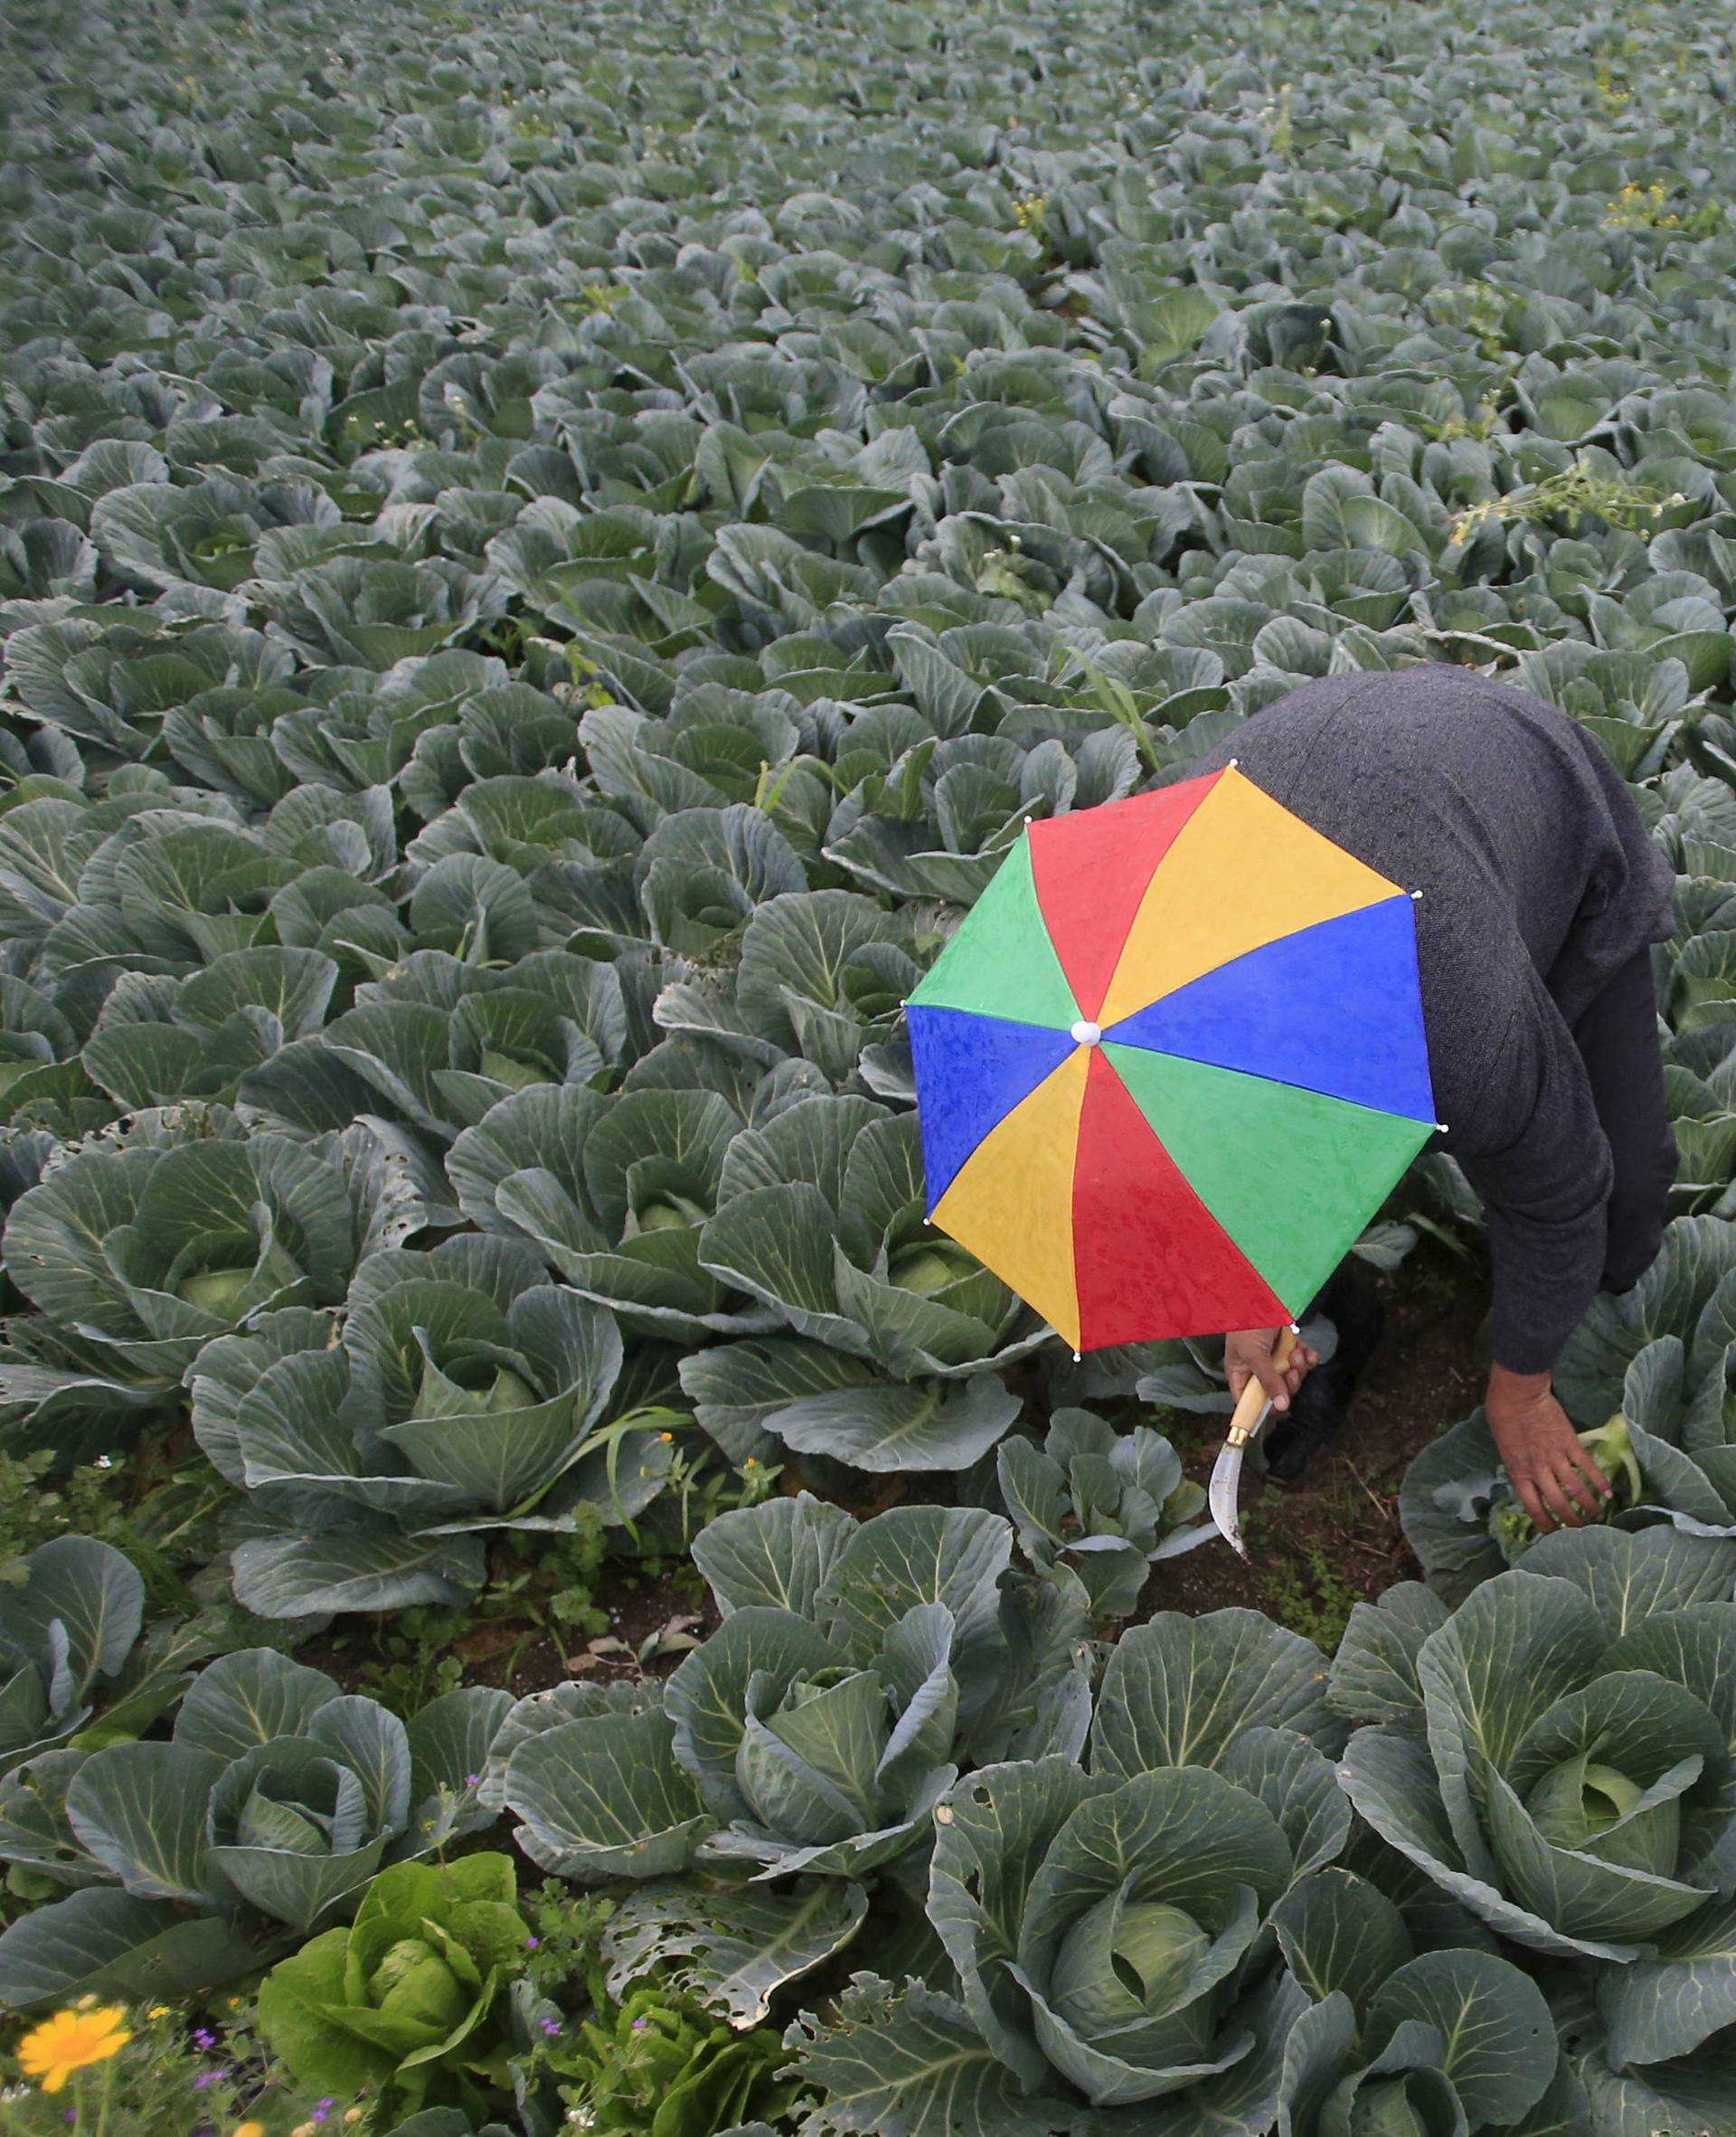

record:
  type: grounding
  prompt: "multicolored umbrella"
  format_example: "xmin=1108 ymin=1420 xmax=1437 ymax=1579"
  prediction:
xmin=907 ymin=764 xmax=1440 ymax=1355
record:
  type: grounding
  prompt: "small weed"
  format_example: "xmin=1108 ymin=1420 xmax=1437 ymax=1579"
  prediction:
xmin=540 ymin=1978 xmax=801 ymax=2136
xmin=467 ymin=608 xmax=540 ymax=664
xmin=1240 ymin=1492 xmax=1363 ymax=1654
xmin=562 ymin=642 xmax=620 ymax=709
xmin=354 ymin=1435 xmax=769 ymax=1714
xmin=360 ymin=1511 xmax=610 ymax=1716
xmin=363 ymin=1612 xmax=471 ymax=1716
xmin=512 ymin=1885 xmax=806 ymax=2132
xmin=1447 ymin=454 xmax=1689 ymax=544
xmin=667 ymin=1560 xmax=709 ymax=1611
xmin=1260 ymin=80 xmax=1295 ymax=160
xmin=1603 ymin=179 xmax=1723 ymax=233
xmin=0 ymin=1447 xmax=225 ymax=1612
xmin=0 ymin=1449 xmax=108 ymax=1571
xmin=522 ymin=1880 xmax=618 ymax=2000
xmin=1422 ymin=279 xmax=1513 ymax=364
xmin=538 ymin=1511 xmax=613 ymax=1631
xmin=1408 ymin=1254 xmax=1467 ymax=1312
xmin=1260 ymin=1543 xmax=1363 ymax=1655
xmin=1055 ymin=647 xmax=1164 ymax=773
xmin=358 ymin=413 xmax=426 ymax=449
xmin=1424 ymin=388 xmax=1505 ymax=444
xmin=567 ymin=279 xmax=635 ymax=316
xmin=656 ymin=1442 xmax=782 ymax=1547
xmin=1153 ymin=1406 xmax=1208 ymax=1460
xmin=972 ymin=539 xmax=1046 ymax=610
xmin=1011 ymin=191 xmax=1047 ymax=241
xmin=1593 ymin=52 xmax=1631 ymax=116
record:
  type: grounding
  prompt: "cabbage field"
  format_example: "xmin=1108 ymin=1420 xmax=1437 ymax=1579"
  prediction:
xmin=8 ymin=0 xmax=1736 ymax=2128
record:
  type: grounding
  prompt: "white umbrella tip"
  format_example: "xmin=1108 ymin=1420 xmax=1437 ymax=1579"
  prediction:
xmin=1071 ymin=1019 xmax=1101 ymax=1046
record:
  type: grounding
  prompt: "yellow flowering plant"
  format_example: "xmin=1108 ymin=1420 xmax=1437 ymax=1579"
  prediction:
xmin=1 ymin=1994 xmax=335 ymax=2136
xmin=17 ymin=2002 xmax=131 ymax=2092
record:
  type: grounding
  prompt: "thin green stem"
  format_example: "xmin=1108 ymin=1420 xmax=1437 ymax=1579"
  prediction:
xmin=95 ymin=2042 xmax=119 ymax=2137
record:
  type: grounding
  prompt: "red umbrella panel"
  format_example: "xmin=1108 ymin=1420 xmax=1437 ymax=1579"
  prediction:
xmin=906 ymin=766 xmax=1439 ymax=1354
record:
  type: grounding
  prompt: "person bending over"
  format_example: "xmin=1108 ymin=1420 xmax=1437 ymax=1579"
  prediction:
xmin=1181 ymin=663 xmax=1678 ymax=1537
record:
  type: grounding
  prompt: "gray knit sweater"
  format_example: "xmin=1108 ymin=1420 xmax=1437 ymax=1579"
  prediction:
xmin=1174 ymin=665 xmax=1675 ymax=1372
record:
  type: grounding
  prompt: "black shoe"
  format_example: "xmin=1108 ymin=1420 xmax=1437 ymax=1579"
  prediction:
xmin=1261 ymin=1260 xmax=1386 ymax=1484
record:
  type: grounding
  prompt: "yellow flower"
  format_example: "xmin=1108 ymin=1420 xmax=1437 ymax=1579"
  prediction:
xmin=148 ymin=2004 xmax=171 ymax=2019
xmin=17 ymin=2004 xmax=132 ymax=2092
xmin=233 ymin=2122 xmax=268 ymax=2137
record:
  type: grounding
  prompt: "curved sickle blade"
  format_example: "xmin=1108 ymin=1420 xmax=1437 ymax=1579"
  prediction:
xmin=1208 ymin=1440 xmax=1250 ymax=1559
xmin=1210 ymin=1388 xmax=1276 ymax=1560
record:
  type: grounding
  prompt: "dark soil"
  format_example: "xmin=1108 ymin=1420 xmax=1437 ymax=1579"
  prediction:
xmin=304 ymin=1565 xmax=722 ymax=1709
xmin=1139 ymin=1239 xmax=1488 ymax=1643
xmin=506 ymin=1571 xmax=722 ymax=1697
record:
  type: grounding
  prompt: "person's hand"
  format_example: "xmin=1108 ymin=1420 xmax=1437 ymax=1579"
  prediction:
xmin=1224 ymin=1327 xmax=1318 ymax=1414
xmin=1485 ymin=1364 xmax=1612 ymax=1534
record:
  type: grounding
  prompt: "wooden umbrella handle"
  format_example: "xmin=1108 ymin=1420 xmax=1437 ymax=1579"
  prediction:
xmin=1226 ymin=1326 xmax=1297 ymax=1447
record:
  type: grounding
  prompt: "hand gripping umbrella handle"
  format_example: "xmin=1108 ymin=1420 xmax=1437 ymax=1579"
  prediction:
xmin=1225 ymin=1326 xmax=1297 ymax=1447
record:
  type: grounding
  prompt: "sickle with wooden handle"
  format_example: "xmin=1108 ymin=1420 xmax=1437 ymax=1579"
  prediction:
xmin=1207 ymin=1325 xmax=1298 ymax=1559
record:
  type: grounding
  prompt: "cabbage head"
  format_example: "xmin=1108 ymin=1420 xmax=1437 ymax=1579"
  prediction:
xmin=923 ymin=1756 xmax=1310 ymax=2125
xmin=447 ymin=1079 xmax=769 ymax=1336
xmin=0 ymin=1118 xmax=373 ymax=1452
xmin=1335 ymin=1530 xmax=1736 ymax=2076
xmin=321 ymin=944 xmax=627 ymax=1140
xmin=685 ymin=1097 xmax=1041 ymax=1472
xmin=189 ymin=1234 xmax=666 ymax=1619
xmin=501 ymin=1496 xmax=1094 ymax=1888
xmin=778 ymin=1602 xmax=1348 ymax=2137
xmin=1272 ymin=1867 xmax=1566 ymax=2136
xmin=0 ymin=1649 xmax=506 ymax=2009
xmin=996 ymin=1407 xmax=1212 ymax=1620
xmin=0 ymin=1538 xmax=147 ymax=1774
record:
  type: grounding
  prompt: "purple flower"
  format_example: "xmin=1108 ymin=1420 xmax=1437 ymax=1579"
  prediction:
xmin=524 ymin=1934 xmax=540 ymax=1950
xmin=631 ymin=2018 xmax=647 ymax=2030
xmin=192 ymin=2028 xmax=218 ymax=2050
xmin=465 ymin=1772 xmax=480 ymax=1785
xmin=540 ymin=2016 xmax=562 ymax=2038
xmin=61 ymin=2113 xmax=76 ymax=2127
xmin=313 ymin=2103 xmax=335 ymax=2126
xmin=192 ymin=2068 xmax=227 ymax=2090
